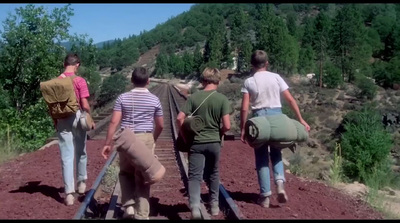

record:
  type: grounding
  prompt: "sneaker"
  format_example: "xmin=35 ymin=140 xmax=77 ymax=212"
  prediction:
xmin=257 ymin=196 xmax=270 ymax=208
xmin=77 ymin=181 xmax=86 ymax=194
xmin=122 ymin=205 xmax=135 ymax=219
xmin=191 ymin=207 xmax=201 ymax=220
xmin=276 ymin=180 xmax=288 ymax=203
xmin=210 ymin=202 xmax=220 ymax=216
xmin=65 ymin=193 xmax=75 ymax=206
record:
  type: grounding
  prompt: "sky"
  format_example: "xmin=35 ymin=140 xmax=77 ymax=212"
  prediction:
xmin=0 ymin=3 xmax=194 ymax=44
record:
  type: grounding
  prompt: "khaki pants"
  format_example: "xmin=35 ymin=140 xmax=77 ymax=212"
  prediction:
xmin=118 ymin=133 xmax=155 ymax=219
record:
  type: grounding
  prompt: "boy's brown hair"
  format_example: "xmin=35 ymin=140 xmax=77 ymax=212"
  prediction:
xmin=251 ymin=50 xmax=268 ymax=69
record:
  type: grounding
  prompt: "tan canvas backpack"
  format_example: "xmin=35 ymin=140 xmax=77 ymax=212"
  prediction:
xmin=40 ymin=74 xmax=79 ymax=119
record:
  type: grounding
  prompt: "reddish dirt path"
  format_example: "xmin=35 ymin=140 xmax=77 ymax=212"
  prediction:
xmin=0 ymin=136 xmax=384 ymax=219
xmin=219 ymin=141 xmax=383 ymax=219
xmin=0 ymin=139 xmax=107 ymax=219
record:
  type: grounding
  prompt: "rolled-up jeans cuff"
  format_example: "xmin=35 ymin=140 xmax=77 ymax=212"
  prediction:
xmin=275 ymin=175 xmax=285 ymax=183
xmin=260 ymin=191 xmax=272 ymax=197
xmin=77 ymin=176 xmax=87 ymax=182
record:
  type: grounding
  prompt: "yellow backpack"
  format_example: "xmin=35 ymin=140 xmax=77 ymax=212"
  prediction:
xmin=40 ymin=74 xmax=80 ymax=119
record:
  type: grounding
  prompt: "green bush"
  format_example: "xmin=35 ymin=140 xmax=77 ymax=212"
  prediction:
xmin=354 ymin=75 xmax=378 ymax=100
xmin=282 ymin=102 xmax=315 ymax=125
xmin=322 ymin=62 xmax=343 ymax=89
xmin=364 ymin=160 xmax=398 ymax=191
xmin=340 ymin=107 xmax=393 ymax=185
xmin=372 ymin=57 xmax=400 ymax=89
xmin=77 ymin=66 xmax=102 ymax=97
xmin=289 ymin=151 xmax=304 ymax=176
xmin=0 ymin=87 xmax=10 ymax=109
xmin=217 ymin=83 xmax=242 ymax=101
xmin=96 ymin=73 xmax=129 ymax=108
xmin=372 ymin=60 xmax=391 ymax=88
xmin=0 ymin=99 xmax=54 ymax=152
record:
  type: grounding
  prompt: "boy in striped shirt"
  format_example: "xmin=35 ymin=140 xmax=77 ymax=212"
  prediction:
xmin=102 ymin=67 xmax=164 ymax=220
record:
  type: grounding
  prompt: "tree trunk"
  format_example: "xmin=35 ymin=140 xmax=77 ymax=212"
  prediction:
xmin=319 ymin=59 xmax=323 ymax=88
xmin=319 ymin=42 xmax=323 ymax=88
xmin=341 ymin=47 xmax=345 ymax=82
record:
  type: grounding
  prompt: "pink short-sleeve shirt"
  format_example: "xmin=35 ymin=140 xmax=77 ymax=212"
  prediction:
xmin=59 ymin=72 xmax=90 ymax=108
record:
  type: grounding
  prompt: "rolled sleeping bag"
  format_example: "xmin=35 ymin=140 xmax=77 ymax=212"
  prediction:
xmin=182 ymin=115 xmax=205 ymax=134
xmin=113 ymin=128 xmax=166 ymax=185
xmin=245 ymin=114 xmax=309 ymax=149
xmin=79 ymin=111 xmax=94 ymax=131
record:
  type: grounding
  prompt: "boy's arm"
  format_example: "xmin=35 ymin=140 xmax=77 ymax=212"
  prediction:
xmin=282 ymin=89 xmax=310 ymax=131
xmin=176 ymin=111 xmax=187 ymax=142
xmin=80 ymin=97 xmax=91 ymax=114
xmin=153 ymin=116 xmax=164 ymax=142
xmin=240 ymin=92 xmax=250 ymax=143
xmin=52 ymin=118 xmax=58 ymax=130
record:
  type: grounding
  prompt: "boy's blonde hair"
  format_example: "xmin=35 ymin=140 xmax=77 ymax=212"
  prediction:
xmin=201 ymin=67 xmax=221 ymax=84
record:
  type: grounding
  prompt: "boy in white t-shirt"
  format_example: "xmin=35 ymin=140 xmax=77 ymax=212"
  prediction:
xmin=240 ymin=50 xmax=310 ymax=208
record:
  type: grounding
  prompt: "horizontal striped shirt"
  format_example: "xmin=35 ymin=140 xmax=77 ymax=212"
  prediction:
xmin=113 ymin=88 xmax=163 ymax=132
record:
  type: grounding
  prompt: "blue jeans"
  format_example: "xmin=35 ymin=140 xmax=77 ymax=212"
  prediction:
xmin=252 ymin=107 xmax=285 ymax=197
xmin=56 ymin=110 xmax=87 ymax=194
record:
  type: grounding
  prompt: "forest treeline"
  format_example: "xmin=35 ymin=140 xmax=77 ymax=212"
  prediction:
xmin=98 ymin=3 xmax=400 ymax=92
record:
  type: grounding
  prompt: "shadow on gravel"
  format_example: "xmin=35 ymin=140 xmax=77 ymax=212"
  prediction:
xmin=225 ymin=190 xmax=283 ymax=208
xmin=149 ymin=197 xmax=190 ymax=220
xmin=9 ymin=181 xmax=64 ymax=203
xmin=226 ymin=190 xmax=259 ymax=204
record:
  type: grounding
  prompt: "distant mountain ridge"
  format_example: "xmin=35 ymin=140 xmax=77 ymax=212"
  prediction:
xmin=60 ymin=39 xmax=115 ymax=50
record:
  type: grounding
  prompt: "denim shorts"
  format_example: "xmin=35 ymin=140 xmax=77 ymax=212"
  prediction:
xmin=252 ymin=107 xmax=282 ymax=117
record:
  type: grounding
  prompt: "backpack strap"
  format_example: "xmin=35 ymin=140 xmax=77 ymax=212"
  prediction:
xmin=189 ymin=90 xmax=216 ymax=117
xmin=60 ymin=73 xmax=80 ymax=109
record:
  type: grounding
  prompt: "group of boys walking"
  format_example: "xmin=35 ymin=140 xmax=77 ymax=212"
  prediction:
xmin=49 ymin=50 xmax=309 ymax=219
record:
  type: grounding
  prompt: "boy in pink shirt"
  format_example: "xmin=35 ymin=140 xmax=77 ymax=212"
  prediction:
xmin=54 ymin=53 xmax=94 ymax=206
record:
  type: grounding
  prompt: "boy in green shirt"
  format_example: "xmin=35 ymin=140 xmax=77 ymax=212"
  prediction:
xmin=176 ymin=67 xmax=231 ymax=219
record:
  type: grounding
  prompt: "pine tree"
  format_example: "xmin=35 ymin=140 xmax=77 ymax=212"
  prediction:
xmin=155 ymin=52 xmax=169 ymax=78
xmin=331 ymin=4 xmax=372 ymax=82
xmin=193 ymin=43 xmax=203 ymax=74
xmin=301 ymin=16 xmax=316 ymax=47
xmin=255 ymin=3 xmax=275 ymax=52
xmin=221 ymin=31 xmax=233 ymax=69
xmin=237 ymin=39 xmax=253 ymax=72
xmin=182 ymin=51 xmax=194 ymax=76
xmin=286 ymin=12 xmax=298 ymax=39
xmin=231 ymin=6 xmax=248 ymax=51
xmin=313 ymin=11 xmax=331 ymax=88
xmin=298 ymin=45 xmax=315 ymax=75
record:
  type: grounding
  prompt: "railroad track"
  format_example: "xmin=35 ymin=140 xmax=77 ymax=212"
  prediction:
xmin=73 ymin=83 xmax=244 ymax=220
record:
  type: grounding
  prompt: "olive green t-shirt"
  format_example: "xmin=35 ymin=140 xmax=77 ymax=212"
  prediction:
xmin=181 ymin=90 xmax=232 ymax=144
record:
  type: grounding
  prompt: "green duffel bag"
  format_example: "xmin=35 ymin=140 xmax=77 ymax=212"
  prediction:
xmin=245 ymin=114 xmax=308 ymax=149
xmin=176 ymin=115 xmax=205 ymax=153
xmin=182 ymin=115 xmax=205 ymax=134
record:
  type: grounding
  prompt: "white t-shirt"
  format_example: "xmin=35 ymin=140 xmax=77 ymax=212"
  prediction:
xmin=241 ymin=71 xmax=289 ymax=110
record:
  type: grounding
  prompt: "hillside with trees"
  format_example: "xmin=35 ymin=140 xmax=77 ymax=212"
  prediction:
xmin=96 ymin=3 xmax=400 ymax=91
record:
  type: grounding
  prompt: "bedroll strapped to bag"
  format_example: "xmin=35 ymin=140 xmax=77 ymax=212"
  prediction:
xmin=113 ymin=128 xmax=166 ymax=185
xmin=40 ymin=74 xmax=79 ymax=119
xmin=177 ymin=91 xmax=216 ymax=153
xmin=245 ymin=114 xmax=309 ymax=149
xmin=177 ymin=115 xmax=205 ymax=152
